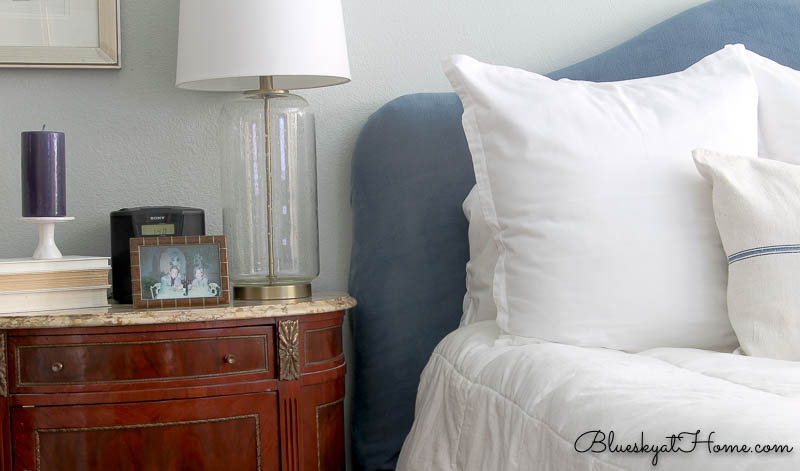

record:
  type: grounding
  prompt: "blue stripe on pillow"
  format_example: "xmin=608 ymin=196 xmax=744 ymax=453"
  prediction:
xmin=728 ymin=245 xmax=800 ymax=264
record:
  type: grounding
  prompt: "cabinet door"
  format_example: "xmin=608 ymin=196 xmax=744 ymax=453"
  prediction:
xmin=12 ymin=393 xmax=279 ymax=471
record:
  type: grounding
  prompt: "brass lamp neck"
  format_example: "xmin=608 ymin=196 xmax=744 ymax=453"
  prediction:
xmin=244 ymin=76 xmax=290 ymax=96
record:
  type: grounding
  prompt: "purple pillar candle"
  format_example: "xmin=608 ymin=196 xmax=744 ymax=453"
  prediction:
xmin=21 ymin=129 xmax=66 ymax=217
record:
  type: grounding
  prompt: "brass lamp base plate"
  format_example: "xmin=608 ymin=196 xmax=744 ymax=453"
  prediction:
xmin=234 ymin=283 xmax=312 ymax=301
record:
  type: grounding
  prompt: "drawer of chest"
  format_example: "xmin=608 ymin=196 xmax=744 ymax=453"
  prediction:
xmin=8 ymin=326 xmax=274 ymax=393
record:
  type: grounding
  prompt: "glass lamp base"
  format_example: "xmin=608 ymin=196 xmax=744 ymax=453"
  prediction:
xmin=233 ymin=283 xmax=312 ymax=300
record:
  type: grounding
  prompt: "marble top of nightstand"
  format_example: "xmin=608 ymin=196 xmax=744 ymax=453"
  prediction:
xmin=0 ymin=292 xmax=355 ymax=330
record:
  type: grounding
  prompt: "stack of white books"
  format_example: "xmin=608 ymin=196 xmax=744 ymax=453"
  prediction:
xmin=0 ymin=256 xmax=111 ymax=313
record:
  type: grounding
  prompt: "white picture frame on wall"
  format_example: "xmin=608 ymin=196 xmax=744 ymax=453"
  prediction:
xmin=0 ymin=0 xmax=120 ymax=68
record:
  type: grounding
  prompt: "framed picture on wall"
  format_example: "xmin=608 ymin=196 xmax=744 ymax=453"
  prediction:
xmin=130 ymin=236 xmax=231 ymax=309
xmin=0 ymin=0 xmax=120 ymax=68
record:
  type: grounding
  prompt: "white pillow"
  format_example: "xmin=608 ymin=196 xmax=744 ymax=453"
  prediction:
xmin=461 ymin=187 xmax=497 ymax=325
xmin=458 ymin=49 xmax=800 ymax=328
xmin=694 ymin=148 xmax=800 ymax=360
xmin=446 ymin=45 xmax=757 ymax=351
xmin=746 ymin=50 xmax=800 ymax=163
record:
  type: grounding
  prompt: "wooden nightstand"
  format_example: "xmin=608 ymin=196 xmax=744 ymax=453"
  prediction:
xmin=0 ymin=293 xmax=355 ymax=471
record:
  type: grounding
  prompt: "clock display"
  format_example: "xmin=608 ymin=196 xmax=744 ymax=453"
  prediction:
xmin=141 ymin=223 xmax=176 ymax=236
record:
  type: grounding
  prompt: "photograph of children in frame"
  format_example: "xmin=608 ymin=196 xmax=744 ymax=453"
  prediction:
xmin=137 ymin=244 xmax=222 ymax=300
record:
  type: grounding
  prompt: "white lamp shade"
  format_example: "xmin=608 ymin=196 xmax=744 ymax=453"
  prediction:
xmin=176 ymin=0 xmax=351 ymax=91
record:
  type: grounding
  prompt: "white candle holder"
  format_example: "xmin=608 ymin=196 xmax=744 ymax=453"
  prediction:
xmin=21 ymin=217 xmax=75 ymax=260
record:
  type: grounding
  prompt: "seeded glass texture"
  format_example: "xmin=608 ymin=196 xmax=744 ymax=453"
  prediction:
xmin=220 ymin=93 xmax=319 ymax=286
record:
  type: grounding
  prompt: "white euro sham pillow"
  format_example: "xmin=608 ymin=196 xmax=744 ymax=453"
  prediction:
xmin=746 ymin=50 xmax=800 ymax=163
xmin=445 ymin=45 xmax=757 ymax=351
xmin=694 ymin=149 xmax=800 ymax=361
xmin=458 ymin=49 xmax=800 ymax=327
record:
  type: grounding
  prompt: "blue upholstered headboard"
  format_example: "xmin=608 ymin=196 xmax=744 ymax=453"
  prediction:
xmin=349 ymin=1 xmax=800 ymax=469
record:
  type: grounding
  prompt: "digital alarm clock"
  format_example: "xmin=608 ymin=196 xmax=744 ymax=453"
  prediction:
xmin=110 ymin=206 xmax=205 ymax=303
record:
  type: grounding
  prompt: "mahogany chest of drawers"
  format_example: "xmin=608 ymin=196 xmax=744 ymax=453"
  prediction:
xmin=0 ymin=294 xmax=355 ymax=471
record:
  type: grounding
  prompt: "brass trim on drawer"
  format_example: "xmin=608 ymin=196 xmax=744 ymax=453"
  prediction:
xmin=15 ymin=335 xmax=269 ymax=387
xmin=34 ymin=414 xmax=262 ymax=471
xmin=0 ymin=332 xmax=7 ymax=397
xmin=278 ymin=320 xmax=299 ymax=381
xmin=304 ymin=325 xmax=344 ymax=366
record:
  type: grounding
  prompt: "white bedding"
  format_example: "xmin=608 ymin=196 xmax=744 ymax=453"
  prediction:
xmin=397 ymin=321 xmax=800 ymax=470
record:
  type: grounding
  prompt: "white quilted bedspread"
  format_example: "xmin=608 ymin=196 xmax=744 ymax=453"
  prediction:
xmin=397 ymin=321 xmax=800 ymax=470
